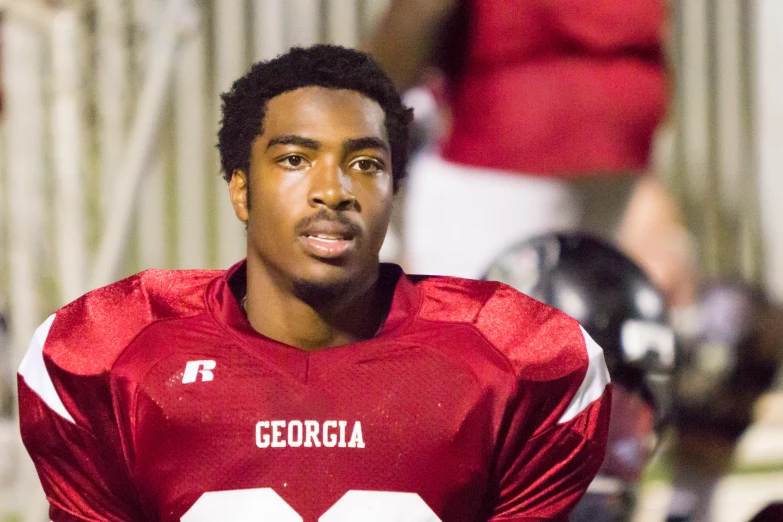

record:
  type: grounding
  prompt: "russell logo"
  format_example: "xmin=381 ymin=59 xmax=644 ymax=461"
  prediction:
xmin=182 ymin=360 xmax=216 ymax=384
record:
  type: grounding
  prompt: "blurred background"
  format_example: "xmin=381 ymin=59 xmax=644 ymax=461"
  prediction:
xmin=0 ymin=0 xmax=782 ymax=521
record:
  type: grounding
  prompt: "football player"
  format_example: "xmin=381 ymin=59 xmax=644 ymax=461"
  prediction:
xmin=485 ymin=233 xmax=676 ymax=521
xmin=18 ymin=46 xmax=611 ymax=521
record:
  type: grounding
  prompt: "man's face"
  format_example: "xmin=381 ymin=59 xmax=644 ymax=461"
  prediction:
xmin=230 ymin=87 xmax=394 ymax=298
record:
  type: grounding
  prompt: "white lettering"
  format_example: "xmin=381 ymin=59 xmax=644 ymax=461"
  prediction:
xmin=338 ymin=420 xmax=347 ymax=448
xmin=182 ymin=360 xmax=216 ymax=384
xmin=348 ymin=421 xmax=365 ymax=448
xmin=288 ymin=420 xmax=303 ymax=447
xmin=254 ymin=420 xmax=363 ymax=449
xmin=304 ymin=420 xmax=321 ymax=448
xmin=323 ymin=421 xmax=337 ymax=447
xmin=271 ymin=420 xmax=286 ymax=448
xmin=256 ymin=421 xmax=270 ymax=448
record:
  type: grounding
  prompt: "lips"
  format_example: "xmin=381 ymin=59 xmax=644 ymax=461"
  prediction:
xmin=298 ymin=220 xmax=359 ymax=259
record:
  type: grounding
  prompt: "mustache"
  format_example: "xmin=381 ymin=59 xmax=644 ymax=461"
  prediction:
xmin=294 ymin=209 xmax=363 ymax=237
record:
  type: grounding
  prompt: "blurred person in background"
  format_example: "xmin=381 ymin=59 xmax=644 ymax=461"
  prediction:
xmin=665 ymin=281 xmax=783 ymax=522
xmin=366 ymin=0 xmax=691 ymax=289
xmin=485 ymin=233 xmax=677 ymax=521
xmin=367 ymin=1 xmax=721 ymax=520
xmin=617 ymin=179 xmax=783 ymax=520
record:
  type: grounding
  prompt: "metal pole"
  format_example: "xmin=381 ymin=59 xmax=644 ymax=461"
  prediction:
xmin=253 ymin=0 xmax=286 ymax=61
xmin=214 ymin=0 xmax=248 ymax=268
xmin=327 ymin=0 xmax=360 ymax=48
xmin=90 ymin=0 xmax=196 ymax=289
xmin=678 ymin=0 xmax=711 ymax=271
xmin=713 ymin=0 xmax=743 ymax=216
xmin=756 ymin=0 xmax=783 ymax=302
xmin=289 ymin=0 xmax=320 ymax=47
xmin=1 ymin=13 xmax=50 ymax=522
xmin=134 ymin=0 xmax=168 ymax=272
xmin=738 ymin=0 xmax=763 ymax=283
xmin=670 ymin=0 xmax=687 ymax=210
xmin=97 ymin=0 xmax=129 ymax=215
xmin=175 ymin=10 xmax=209 ymax=269
xmin=704 ymin=0 xmax=723 ymax=276
xmin=51 ymin=8 xmax=87 ymax=303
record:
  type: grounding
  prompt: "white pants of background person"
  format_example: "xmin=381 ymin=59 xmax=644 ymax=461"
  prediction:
xmin=403 ymin=152 xmax=638 ymax=278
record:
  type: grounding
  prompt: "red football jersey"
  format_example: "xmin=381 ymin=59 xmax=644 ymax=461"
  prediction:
xmin=18 ymin=262 xmax=610 ymax=522
xmin=440 ymin=0 xmax=667 ymax=176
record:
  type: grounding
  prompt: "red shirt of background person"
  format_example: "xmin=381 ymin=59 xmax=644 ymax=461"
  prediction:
xmin=18 ymin=45 xmax=611 ymax=522
xmin=371 ymin=0 xmax=668 ymax=176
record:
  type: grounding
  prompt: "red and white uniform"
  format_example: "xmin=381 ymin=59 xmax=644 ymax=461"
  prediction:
xmin=19 ymin=262 xmax=611 ymax=522
xmin=442 ymin=0 xmax=668 ymax=176
xmin=401 ymin=0 xmax=667 ymax=277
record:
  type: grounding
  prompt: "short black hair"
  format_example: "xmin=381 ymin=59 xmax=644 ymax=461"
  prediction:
xmin=218 ymin=44 xmax=413 ymax=192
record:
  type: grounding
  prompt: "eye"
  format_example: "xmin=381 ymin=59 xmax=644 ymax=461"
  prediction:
xmin=279 ymin=155 xmax=306 ymax=169
xmin=351 ymin=158 xmax=383 ymax=174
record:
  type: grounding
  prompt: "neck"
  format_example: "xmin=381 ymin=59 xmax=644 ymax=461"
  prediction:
xmin=243 ymin=259 xmax=386 ymax=351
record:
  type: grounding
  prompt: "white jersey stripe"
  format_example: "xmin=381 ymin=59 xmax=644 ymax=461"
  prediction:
xmin=557 ymin=325 xmax=611 ymax=424
xmin=18 ymin=314 xmax=76 ymax=424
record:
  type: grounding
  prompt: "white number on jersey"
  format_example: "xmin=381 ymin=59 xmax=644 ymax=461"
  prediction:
xmin=181 ymin=488 xmax=442 ymax=522
xmin=321 ymin=490 xmax=440 ymax=522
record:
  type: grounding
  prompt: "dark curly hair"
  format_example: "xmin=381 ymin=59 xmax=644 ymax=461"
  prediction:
xmin=218 ymin=44 xmax=413 ymax=192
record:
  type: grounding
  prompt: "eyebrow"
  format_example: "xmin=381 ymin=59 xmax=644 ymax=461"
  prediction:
xmin=266 ymin=135 xmax=320 ymax=151
xmin=342 ymin=137 xmax=390 ymax=155
xmin=265 ymin=134 xmax=390 ymax=155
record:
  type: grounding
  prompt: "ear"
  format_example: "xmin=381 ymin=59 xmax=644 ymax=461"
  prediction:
xmin=228 ymin=169 xmax=250 ymax=223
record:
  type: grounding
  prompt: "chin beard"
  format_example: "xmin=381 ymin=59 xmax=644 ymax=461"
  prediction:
xmin=291 ymin=276 xmax=353 ymax=306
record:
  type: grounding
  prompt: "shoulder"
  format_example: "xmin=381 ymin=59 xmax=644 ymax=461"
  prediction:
xmin=28 ymin=269 xmax=221 ymax=376
xmin=413 ymin=275 xmax=595 ymax=382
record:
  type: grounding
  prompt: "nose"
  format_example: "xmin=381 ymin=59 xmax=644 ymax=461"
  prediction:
xmin=308 ymin=162 xmax=356 ymax=211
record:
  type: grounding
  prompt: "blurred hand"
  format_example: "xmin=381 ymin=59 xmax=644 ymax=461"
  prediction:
xmin=617 ymin=175 xmax=698 ymax=307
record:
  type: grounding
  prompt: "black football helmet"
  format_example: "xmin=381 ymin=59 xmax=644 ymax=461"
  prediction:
xmin=483 ymin=233 xmax=676 ymax=420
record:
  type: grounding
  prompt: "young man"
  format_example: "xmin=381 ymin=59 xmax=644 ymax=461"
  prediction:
xmin=18 ymin=45 xmax=610 ymax=521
